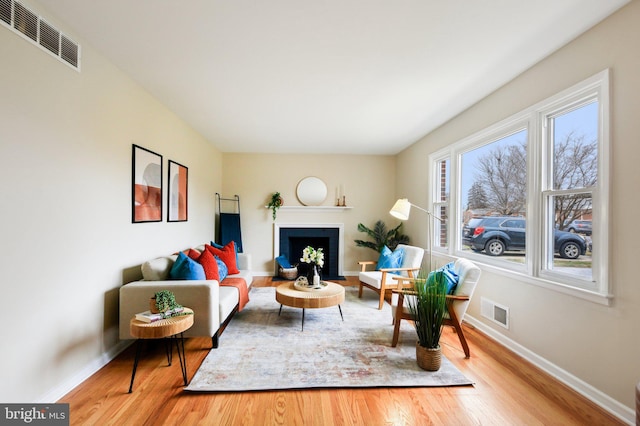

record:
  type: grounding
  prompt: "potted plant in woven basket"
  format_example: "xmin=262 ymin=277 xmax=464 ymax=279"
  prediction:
xmin=405 ymin=270 xmax=448 ymax=371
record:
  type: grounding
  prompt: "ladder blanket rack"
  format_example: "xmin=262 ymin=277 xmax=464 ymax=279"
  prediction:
xmin=215 ymin=193 xmax=243 ymax=252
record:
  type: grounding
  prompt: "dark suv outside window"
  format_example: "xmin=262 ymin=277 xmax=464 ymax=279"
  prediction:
xmin=462 ymin=216 xmax=586 ymax=259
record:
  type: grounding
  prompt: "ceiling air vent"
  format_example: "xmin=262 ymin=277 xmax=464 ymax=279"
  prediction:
xmin=0 ymin=0 xmax=81 ymax=70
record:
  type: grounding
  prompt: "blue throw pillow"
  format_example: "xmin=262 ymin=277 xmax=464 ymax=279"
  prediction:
xmin=276 ymin=255 xmax=292 ymax=268
xmin=430 ymin=262 xmax=459 ymax=294
xmin=216 ymin=256 xmax=228 ymax=281
xmin=169 ymin=252 xmax=206 ymax=280
xmin=376 ymin=246 xmax=404 ymax=274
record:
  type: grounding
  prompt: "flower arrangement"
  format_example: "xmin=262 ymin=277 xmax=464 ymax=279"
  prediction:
xmin=300 ymin=246 xmax=324 ymax=267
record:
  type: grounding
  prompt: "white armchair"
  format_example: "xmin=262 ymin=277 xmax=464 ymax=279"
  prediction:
xmin=358 ymin=244 xmax=424 ymax=310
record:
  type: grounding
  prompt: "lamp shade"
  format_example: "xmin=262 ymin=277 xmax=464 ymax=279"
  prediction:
xmin=389 ymin=198 xmax=411 ymax=220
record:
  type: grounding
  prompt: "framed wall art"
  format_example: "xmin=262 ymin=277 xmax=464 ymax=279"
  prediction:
xmin=168 ymin=160 xmax=188 ymax=222
xmin=132 ymin=144 xmax=163 ymax=223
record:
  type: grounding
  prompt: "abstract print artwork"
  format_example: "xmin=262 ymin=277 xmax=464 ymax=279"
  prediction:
xmin=132 ymin=144 xmax=163 ymax=223
xmin=168 ymin=160 xmax=188 ymax=222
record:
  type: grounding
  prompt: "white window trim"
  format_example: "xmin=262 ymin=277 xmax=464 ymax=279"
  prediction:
xmin=429 ymin=69 xmax=611 ymax=305
xmin=432 ymin=156 xmax=450 ymax=249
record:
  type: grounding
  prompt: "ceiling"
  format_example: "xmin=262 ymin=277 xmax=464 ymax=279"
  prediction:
xmin=38 ymin=0 xmax=629 ymax=155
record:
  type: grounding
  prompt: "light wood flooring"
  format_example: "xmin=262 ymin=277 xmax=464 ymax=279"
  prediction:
xmin=59 ymin=277 xmax=624 ymax=425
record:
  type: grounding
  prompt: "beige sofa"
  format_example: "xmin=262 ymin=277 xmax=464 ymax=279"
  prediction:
xmin=119 ymin=245 xmax=253 ymax=348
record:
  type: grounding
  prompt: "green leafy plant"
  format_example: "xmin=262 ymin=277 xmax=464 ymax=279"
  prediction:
xmin=354 ymin=220 xmax=410 ymax=252
xmin=406 ymin=270 xmax=448 ymax=349
xmin=153 ymin=290 xmax=182 ymax=313
xmin=267 ymin=192 xmax=283 ymax=220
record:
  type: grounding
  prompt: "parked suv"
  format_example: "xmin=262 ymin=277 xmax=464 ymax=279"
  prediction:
xmin=565 ymin=220 xmax=592 ymax=235
xmin=462 ymin=216 xmax=586 ymax=259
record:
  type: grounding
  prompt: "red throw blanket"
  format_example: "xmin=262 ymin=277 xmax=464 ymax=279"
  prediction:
xmin=220 ymin=277 xmax=250 ymax=311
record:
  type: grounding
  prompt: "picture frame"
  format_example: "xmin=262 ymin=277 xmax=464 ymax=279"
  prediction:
xmin=168 ymin=160 xmax=188 ymax=222
xmin=132 ymin=144 xmax=163 ymax=223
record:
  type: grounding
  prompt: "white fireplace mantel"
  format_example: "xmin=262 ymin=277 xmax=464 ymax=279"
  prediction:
xmin=266 ymin=206 xmax=352 ymax=212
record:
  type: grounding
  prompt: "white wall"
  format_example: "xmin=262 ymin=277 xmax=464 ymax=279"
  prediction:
xmin=0 ymin=9 xmax=222 ymax=402
xmin=396 ymin=1 xmax=640 ymax=419
xmin=220 ymin=153 xmax=397 ymax=276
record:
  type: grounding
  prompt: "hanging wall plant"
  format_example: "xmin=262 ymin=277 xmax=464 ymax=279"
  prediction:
xmin=267 ymin=192 xmax=283 ymax=220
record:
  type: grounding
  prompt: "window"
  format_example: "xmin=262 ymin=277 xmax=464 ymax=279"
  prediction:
xmin=459 ymin=128 xmax=528 ymax=266
xmin=542 ymin=101 xmax=598 ymax=283
xmin=433 ymin=158 xmax=449 ymax=249
xmin=430 ymin=70 xmax=610 ymax=304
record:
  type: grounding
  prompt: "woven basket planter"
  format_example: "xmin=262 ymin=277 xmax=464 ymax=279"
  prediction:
xmin=416 ymin=343 xmax=442 ymax=371
xmin=279 ymin=267 xmax=298 ymax=280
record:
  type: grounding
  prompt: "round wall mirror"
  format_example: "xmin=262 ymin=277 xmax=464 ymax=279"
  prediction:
xmin=296 ymin=176 xmax=327 ymax=206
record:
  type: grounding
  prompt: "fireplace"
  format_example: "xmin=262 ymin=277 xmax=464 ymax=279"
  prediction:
xmin=274 ymin=223 xmax=345 ymax=280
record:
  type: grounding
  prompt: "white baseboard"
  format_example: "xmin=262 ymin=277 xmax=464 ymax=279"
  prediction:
xmin=464 ymin=315 xmax=634 ymax=425
xmin=37 ymin=340 xmax=133 ymax=403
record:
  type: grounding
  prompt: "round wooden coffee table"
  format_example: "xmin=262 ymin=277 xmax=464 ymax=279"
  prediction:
xmin=275 ymin=282 xmax=345 ymax=330
xmin=128 ymin=308 xmax=194 ymax=393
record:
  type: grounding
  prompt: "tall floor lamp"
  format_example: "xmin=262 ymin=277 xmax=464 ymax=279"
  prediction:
xmin=389 ymin=198 xmax=444 ymax=272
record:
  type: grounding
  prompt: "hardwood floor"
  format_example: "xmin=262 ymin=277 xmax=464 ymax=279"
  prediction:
xmin=60 ymin=277 xmax=623 ymax=425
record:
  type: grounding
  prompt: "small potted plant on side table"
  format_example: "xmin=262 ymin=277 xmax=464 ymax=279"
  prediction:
xmin=150 ymin=290 xmax=188 ymax=318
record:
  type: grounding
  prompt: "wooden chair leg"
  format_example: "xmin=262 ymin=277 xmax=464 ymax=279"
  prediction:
xmin=446 ymin=302 xmax=470 ymax=358
xmin=378 ymin=289 xmax=385 ymax=310
xmin=452 ymin=321 xmax=470 ymax=358
xmin=358 ymin=282 xmax=363 ymax=298
xmin=391 ymin=316 xmax=402 ymax=347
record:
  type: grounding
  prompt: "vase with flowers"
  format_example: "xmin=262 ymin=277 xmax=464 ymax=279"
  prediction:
xmin=299 ymin=246 xmax=324 ymax=288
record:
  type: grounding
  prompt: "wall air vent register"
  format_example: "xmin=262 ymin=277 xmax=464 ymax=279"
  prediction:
xmin=0 ymin=0 xmax=80 ymax=70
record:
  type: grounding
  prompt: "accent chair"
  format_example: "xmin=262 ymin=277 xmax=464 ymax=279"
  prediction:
xmin=391 ymin=258 xmax=481 ymax=357
xmin=358 ymin=244 xmax=424 ymax=310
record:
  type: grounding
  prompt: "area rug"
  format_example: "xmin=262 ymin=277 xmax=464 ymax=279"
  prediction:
xmin=185 ymin=286 xmax=473 ymax=392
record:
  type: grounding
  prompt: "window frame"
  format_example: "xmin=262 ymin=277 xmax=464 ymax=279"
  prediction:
xmin=432 ymin=157 xmax=450 ymax=250
xmin=429 ymin=70 xmax=610 ymax=305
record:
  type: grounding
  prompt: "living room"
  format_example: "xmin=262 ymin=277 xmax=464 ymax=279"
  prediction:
xmin=2 ymin=0 xmax=639 ymax=423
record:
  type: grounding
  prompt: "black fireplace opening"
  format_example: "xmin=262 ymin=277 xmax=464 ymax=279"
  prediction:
xmin=278 ymin=227 xmax=344 ymax=280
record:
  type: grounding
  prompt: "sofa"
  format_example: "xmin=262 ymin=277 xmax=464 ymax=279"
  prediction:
xmin=119 ymin=243 xmax=253 ymax=348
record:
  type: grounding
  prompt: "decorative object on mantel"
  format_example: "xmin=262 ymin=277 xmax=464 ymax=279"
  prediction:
xmin=267 ymin=192 xmax=283 ymax=220
xmin=354 ymin=220 xmax=410 ymax=253
xmin=336 ymin=183 xmax=347 ymax=206
xmin=296 ymin=176 xmax=328 ymax=206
